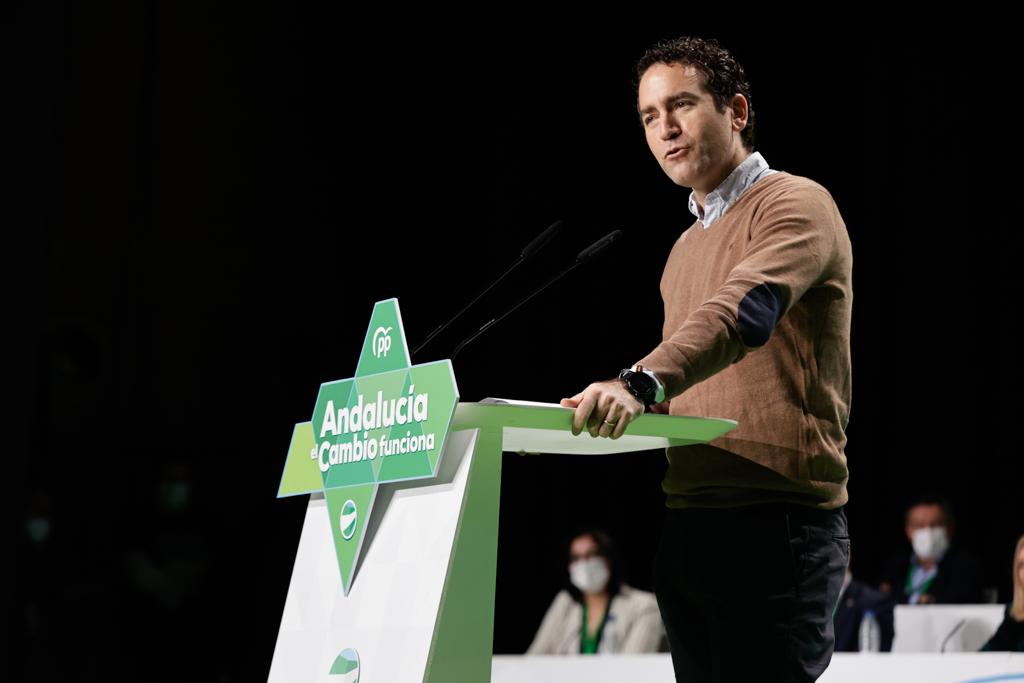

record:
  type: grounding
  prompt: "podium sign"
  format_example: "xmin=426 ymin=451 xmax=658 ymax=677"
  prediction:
xmin=270 ymin=298 xmax=736 ymax=682
xmin=277 ymin=297 xmax=458 ymax=597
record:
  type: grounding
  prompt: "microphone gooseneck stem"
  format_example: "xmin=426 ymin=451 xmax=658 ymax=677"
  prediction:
xmin=411 ymin=220 xmax=564 ymax=359
xmin=451 ymin=260 xmax=584 ymax=360
xmin=412 ymin=255 xmax=523 ymax=358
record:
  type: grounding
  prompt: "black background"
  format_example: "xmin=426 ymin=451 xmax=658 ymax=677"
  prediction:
xmin=8 ymin=5 xmax=1020 ymax=681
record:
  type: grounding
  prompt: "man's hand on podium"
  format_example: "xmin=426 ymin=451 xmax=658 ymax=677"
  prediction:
xmin=560 ymin=379 xmax=644 ymax=440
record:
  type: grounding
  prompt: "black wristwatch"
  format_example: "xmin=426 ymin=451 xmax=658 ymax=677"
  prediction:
xmin=618 ymin=367 xmax=657 ymax=407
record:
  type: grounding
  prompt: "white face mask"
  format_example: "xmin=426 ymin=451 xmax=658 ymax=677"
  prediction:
xmin=570 ymin=557 xmax=610 ymax=594
xmin=911 ymin=526 xmax=949 ymax=562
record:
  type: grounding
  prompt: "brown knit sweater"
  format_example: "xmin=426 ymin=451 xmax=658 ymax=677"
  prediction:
xmin=635 ymin=171 xmax=852 ymax=509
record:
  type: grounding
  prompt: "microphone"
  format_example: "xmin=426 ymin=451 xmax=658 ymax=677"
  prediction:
xmin=939 ymin=617 xmax=967 ymax=653
xmin=450 ymin=229 xmax=623 ymax=359
xmin=411 ymin=220 xmax=563 ymax=359
xmin=577 ymin=230 xmax=621 ymax=263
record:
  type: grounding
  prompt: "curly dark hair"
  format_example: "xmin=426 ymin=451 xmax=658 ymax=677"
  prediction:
xmin=633 ymin=35 xmax=757 ymax=152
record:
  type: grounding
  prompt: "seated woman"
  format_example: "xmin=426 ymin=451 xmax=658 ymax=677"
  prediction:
xmin=527 ymin=528 xmax=665 ymax=654
xmin=981 ymin=533 xmax=1024 ymax=652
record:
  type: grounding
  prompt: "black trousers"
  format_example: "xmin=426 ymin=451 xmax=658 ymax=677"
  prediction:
xmin=653 ymin=503 xmax=850 ymax=683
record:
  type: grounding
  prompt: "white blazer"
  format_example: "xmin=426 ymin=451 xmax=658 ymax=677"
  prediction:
xmin=526 ymin=584 xmax=666 ymax=654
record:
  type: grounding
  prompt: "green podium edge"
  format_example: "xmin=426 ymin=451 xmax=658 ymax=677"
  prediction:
xmin=423 ymin=403 xmax=736 ymax=683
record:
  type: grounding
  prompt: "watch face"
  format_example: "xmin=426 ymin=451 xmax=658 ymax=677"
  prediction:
xmin=631 ymin=371 xmax=655 ymax=392
xmin=622 ymin=371 xmax=655 ymax=404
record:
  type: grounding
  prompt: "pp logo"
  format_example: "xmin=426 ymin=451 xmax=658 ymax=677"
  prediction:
xmin=372 ymin=326 xmax=393 ymax=358
xmin=340 ymin=499 xmax=358 ymax=541
xmin=330 ymin=648 xmax=360 ymax=681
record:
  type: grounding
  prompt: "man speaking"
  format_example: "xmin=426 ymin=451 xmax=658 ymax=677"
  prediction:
xmin=561 ymin=35 xmax=852 ymax=683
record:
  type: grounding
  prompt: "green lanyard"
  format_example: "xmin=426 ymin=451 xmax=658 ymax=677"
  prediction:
xmin=580 ymin=602 xmax=609 ymax=654
xmin=905 ymin=564 xmax=937 ymax=600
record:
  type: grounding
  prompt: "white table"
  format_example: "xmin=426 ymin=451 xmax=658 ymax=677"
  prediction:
xmin=893 ymin=604 xmax=1006 ymax=652
xmin=492 ymin=653 xmax=1024 ymax=683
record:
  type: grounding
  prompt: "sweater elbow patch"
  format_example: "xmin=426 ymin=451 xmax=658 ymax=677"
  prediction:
xmin=737 ymin=282 xmax=781 ymax=347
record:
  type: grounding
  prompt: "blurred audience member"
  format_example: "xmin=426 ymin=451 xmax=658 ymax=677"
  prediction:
xmin=981 ymin=534 xmax=1024 ymax=651
xmin=834 ymin=552 xmax=895 ymax=651
xmin=527 ymin=529 xmax=664 ymax=654
xmin=880 ymin=496 xmax=984 ymax=604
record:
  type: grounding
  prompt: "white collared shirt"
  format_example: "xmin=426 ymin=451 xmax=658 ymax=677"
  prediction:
xmin=688 ymin=151 xmax=778 ymax=228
